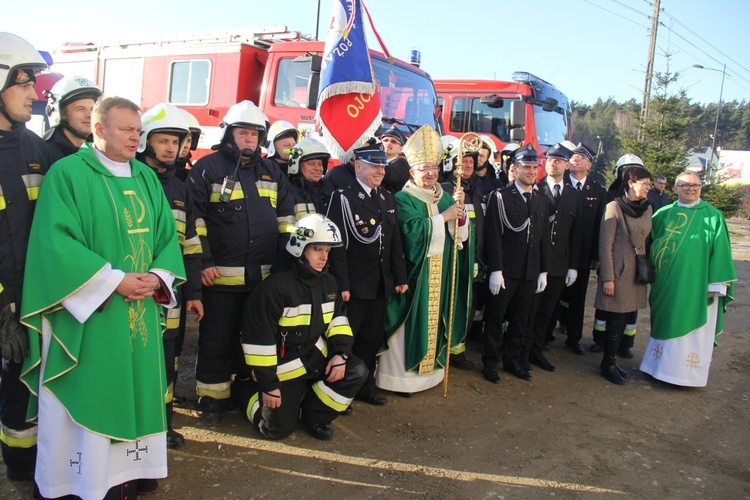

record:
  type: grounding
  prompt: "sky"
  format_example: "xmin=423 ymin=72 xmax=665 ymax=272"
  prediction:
xmin=4 ymin=0 xmax=749 ymax=106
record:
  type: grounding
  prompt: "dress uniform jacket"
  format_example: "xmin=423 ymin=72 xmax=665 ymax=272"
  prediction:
xmin=327 ymin=183 xmax=408 ymax=300
xmin=485 ymin=184 xmax=550 ymax=281
xmin=187 ymin=145 xmax=295 ymax=292
xmin=569 ymin=177 xmax=607 ymax=268
xmin=536 ymin=178 xmax=582 ymax=277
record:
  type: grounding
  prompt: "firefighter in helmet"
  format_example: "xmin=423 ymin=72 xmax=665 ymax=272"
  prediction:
xmin=136 ymin=102 xmax=203 ymax=449
xmin=186 ymin=100 xmax=295 ymax=426
xmin=232 ymin=213 xmax=366 ymax=440
xmin=266 ymin=120 xmax=298 ymax=174
xmin=43 ymin=75 xmax=101 ymax=161
xmin=174 ymin=107 xmax=201 ymax=182
xmin=0 ymin=31 xmax=54 ymax=481
xmin=287 ymin=136 xmax=334 ymax=219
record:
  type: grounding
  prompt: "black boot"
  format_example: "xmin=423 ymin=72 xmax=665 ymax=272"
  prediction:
xmin=600 ymin=319 xmax=625 ymax=385
xmin=618 ymin=333 xmax=635 ymax=359
xmin=166 ymin=402 xmax=185 ymax=449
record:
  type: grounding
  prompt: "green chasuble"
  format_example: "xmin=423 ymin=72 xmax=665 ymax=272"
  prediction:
xmin=384 ymin=181 xmax=475 ymax=372
xmin=20 ymin=143 xmax=185 ymax=441
xmin=649 ymin=200 xmax=736 ymax=343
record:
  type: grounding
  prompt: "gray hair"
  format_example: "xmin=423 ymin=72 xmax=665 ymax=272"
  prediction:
xmin=675 ymin=171 xmax=700 ymax=185
xmin=92 ymin=96 xmax=140 ymax=127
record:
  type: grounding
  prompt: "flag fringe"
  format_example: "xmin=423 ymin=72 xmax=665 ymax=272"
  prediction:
xmin=319 ymin=110 xmax=383 ymax=163
xmin=317 ymin=81 xmax=376 ymax=104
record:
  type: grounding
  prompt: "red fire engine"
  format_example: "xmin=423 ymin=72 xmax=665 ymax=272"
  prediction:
xmin=48 ymin=26 xmax=440 ymax=160
xmin=435 ymin=72 xmax=571 ymax=170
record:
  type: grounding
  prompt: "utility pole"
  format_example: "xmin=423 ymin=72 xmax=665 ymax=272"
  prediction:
xmin=639 ymin=0 xmax=661 ymax=140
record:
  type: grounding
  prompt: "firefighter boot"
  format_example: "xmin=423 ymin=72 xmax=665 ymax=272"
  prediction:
xmin=166 ymin=402 xmax=185 ymax=449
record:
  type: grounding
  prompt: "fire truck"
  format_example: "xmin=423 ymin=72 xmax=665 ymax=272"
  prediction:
xmin=434 ymin=72 xmax=571 ymax=168
xmin=48 ymin=26 xmax=440 ymax=160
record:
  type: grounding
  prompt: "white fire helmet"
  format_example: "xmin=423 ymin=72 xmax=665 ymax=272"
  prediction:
xmin=479 ymin=135 xmax=500 ymax=168
xmin=266 ymin=120 xmax=298 ymax=156
xmin=442 ymin=137 xmax=479 ymax=173
xmin=45 ymin=75 xmax=101 ymax=128
xmin=440 ymin=135 xmax=456 ymax=172
xmin=179 ymin=108 xmax=201 ymax=151
xmin=287 ymin=137 xmax=331 ymax=176
xmin=615 ymin=153 xmax=644 ymax=172
xmin=286 ymin=213 xmax=343 ymax=258
xmin=138 ymin=103 xmax=190 ymax=153
xmin=219 ymin=100 xmax=268 ymax=147
xmin=0 ymin=32 xmax=48 ymax=93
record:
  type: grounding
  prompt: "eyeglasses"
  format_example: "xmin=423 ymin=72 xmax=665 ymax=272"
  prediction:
xmin=413 ymin=167 xmax=439 ymax=174
xmin=676 ymin=183 xmax=701 ymax=189
xmin=380 ymin=137 xmax=401 ymax=145
xmin=634 ymin=180 xmax=652 ymax=188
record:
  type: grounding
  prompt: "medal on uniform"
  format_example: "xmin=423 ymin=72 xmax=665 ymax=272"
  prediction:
xmin=370 ymin=218 xmax=376 ymax=225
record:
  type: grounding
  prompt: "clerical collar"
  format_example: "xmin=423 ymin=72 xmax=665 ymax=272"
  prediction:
xmin=514 ymin=181 xmax=531 ymax=195
xmin=545 ymin=177 xmax=563 ymax=193
xmin=93 ymin=146 xmax=132 ymax=178
xmin=677 ymin=199 xmax=701 ymax=208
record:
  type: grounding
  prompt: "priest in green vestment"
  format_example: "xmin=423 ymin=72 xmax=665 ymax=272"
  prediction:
xmin=376 ymin=125 xmax=475 ymax=394
xmin=20 ymin=97 xmax=185 ymax=499
xmin=640 ymin=172 xmax=736 ymax=387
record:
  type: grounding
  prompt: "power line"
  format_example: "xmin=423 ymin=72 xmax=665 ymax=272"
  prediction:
xmin=582 ymin=0 xmax=650 ymax=30
xmin=608 ymin=0 xmax=651 ymax=19
xmin=660 ymin=8 xmax=750 ymax=80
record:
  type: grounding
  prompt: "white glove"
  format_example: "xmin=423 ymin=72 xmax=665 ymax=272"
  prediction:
xmin=535 ymin=272 xmax=548 ymax=294
xmin=489 ymin=271 xmax=505 ymax=295
xmin=565 ymin=269 xmax=578 ymax=287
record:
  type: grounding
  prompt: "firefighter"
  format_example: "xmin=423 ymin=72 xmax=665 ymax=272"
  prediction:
xmin=265 ymin=120 xmax=298 ymax=174
xmin=187 ymin=100 xmax=295 ymax=426
xmin=136 ymin=102 xmax=203 ymax=448
xmin=0 ymin=32 xmax=53 ymax=481
xmin=232 ymin=213 xmax=366 ymax=440
xmin=43 ymin=75 xmax=101 ymax=161
xmin=287 ymin=136 xmax=335 ymax=219
xmin=174 ymin=107 xmax=201 ymax=182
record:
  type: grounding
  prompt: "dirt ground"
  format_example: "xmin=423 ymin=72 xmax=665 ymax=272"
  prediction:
xmin=4 ymin=222 xmax=750 ymax=499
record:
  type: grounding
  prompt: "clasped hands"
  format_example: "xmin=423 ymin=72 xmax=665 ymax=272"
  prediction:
xmin=116 ymin=272 xmax=162 ymax=302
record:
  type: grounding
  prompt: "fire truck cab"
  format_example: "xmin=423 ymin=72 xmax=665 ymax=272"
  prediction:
xmin=49 ymin=26 xmax=440 ymax=160
xmin=435 ymin=72 xmax=571 ymax=168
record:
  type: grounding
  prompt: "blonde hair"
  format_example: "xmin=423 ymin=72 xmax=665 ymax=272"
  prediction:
xmin=92 ymin=96 xmax=140 ymax=127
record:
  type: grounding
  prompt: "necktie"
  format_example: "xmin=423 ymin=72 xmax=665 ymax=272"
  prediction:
xmin=523 ymin=191 xmax=531 ymax=203
xmin=576 ymin=181 xmax=582 ymax=191
xmin=554 ymin=184 xmax=561 ymax=199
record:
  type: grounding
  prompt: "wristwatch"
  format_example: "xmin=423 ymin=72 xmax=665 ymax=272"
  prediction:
xmin=338 ymin=352 xmax=350 ymax=361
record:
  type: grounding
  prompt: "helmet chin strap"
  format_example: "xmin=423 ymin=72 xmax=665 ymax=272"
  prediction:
xmin=141 ymin=145 xmax=176 ymax=170
xmin=61 ymin=120 xmax=92 ymax=141
xmin=0 ymin=100 xmax=22 ymax=130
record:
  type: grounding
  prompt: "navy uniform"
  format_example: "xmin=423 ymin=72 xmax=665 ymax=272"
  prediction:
xmin=187 ymin=100 xmax=295 ymax=425
xmin=0 ymin=48 xmax=53 ymax=480
xmin=527 ymin=143 xmax=583 ymax=370
xmin=481 ymin=145 xmax=550 ymax=382
xmin=559 ymin=144 xmax=607 ymax=352
xmin=326 ymin=144 xmax=407 ymax=405
xmin=233 ymin=214 xmax=366 ymax=440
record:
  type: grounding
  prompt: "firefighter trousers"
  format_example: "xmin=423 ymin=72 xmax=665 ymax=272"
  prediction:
xmin=0 ymin=358 xmax=36 ymax=477
xmin=196 ymin=289 xmax=249 ymax=405
xmin=232 ymin=356 xmax=367 ymax=440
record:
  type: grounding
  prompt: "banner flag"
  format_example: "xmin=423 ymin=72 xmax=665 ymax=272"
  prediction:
xmin=316 ymin=0 xmax=382 ymax=161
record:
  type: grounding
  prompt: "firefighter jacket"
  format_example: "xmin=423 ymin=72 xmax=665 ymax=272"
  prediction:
xmin=241 ymin=258 xmax=354 ymax=394
xmin=43 ymin=127 xmax=80 ymax=163
xmin=187 ymin=145 xmax=296 ymax=292
xmin=442 ymin=173 xmax=486 ymax=281
xmin=0 ymin=127 xmax=53 ymax=310
xmin=154 ymin=168 xmax=202 ymax=335
xmin=289 ymin=175 xmax=334 ymax=220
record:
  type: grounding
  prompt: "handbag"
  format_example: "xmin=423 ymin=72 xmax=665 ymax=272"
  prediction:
xmin=622 ymin=215 xmax=655 ymax=284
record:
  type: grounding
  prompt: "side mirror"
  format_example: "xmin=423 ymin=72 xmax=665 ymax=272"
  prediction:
xmin=307 ymin=55 xmax=323 ymax=109
xmin=509 ymin=100 xmax=526 ymax=143
xmin=479 ymin=94 xmax=504 ymax=109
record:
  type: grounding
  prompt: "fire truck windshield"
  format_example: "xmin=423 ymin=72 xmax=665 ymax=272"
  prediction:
xmin=534 ymin=104 xmax=569 ymax=147
xmin=274 ymin=56 xmax=438 ymax=131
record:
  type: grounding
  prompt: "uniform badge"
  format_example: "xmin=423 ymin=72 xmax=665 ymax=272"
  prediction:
xmin=370 ymin=218 xmax=376 ymax=225
xmin=358 ymin=192 xmax=365 ymax=200
xmin=379 ymin=193 xmax=385 ymax=201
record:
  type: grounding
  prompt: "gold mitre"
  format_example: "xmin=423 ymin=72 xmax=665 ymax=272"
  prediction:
xmin=403 ymin=124 xmax=443 ymax=167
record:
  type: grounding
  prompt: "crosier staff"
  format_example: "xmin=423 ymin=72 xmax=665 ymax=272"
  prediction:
xmin=444 ymin=132 xmax=482 ymax=397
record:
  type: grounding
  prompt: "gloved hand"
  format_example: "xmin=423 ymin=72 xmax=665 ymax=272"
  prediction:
xmin=565 ymin=269 xmax=578 ymax=287
xmin=535 ymin=272 xmax=548 ymax=294
xmin=488 ymin=271 xmax=505 ymax=295
xmin=0 ymin=305 xmax=29 ymax=364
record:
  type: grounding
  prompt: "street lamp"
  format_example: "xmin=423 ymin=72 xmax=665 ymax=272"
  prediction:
xmin=692 ymin=64 xmax=727 ymax=178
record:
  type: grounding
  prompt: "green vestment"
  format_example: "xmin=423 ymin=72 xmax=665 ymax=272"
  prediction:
xmin=649 ymin=200 xmax=736 ymax=343
xmin=20 ymin=143 xmax=185 ymax=441
xmin=383 ymin=181 xmax=475 ymax=372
